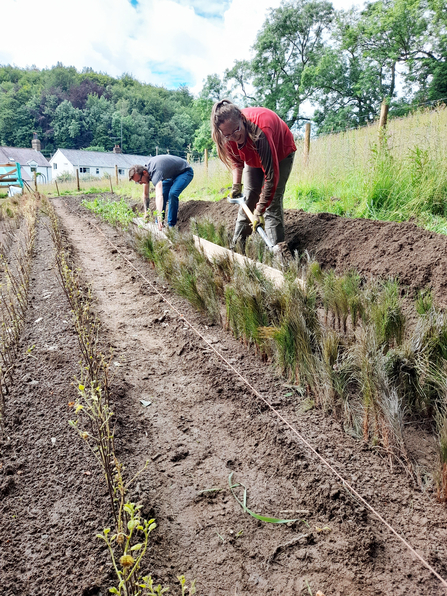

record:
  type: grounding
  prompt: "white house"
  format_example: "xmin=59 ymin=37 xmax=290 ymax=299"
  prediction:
xmin=0 ymin=143 xmax=52 ymax=185
xmin=50 ymin=146 xmax=151 ymax=180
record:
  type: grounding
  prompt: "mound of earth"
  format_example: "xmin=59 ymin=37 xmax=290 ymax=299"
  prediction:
xmin=176 ymin=199 xmax=447 ymax=305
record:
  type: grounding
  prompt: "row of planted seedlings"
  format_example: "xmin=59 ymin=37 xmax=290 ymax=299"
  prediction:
xmin=78 ymin=195 xmax=447 ymax=499
xmin=0 ymin=193 xmax=38 ymax=424
xmin=133 ymin=217 xmax=447 ymax=502
xmin=45 ymin=196 xmax=196 ymax=596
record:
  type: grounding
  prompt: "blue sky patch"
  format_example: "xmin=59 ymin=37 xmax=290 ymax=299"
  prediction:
xmin=172 ymin=0 xmax=231 ymax=20
xmin=150 ymin=62 xmax=196 ymax=89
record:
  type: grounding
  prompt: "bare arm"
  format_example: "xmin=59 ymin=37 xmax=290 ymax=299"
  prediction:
xmin=142 ymin=182 xmax=150 ymax=214
xmin=232 ymin=168 xmax=243 ymax=184
xmin=155 ymin=180 xmax=164 ymax=230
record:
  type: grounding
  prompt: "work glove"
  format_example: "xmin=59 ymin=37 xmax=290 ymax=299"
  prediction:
xmin=229 ymin=183 xmax=243 ymax=199
xmin=251 ymin=208 xmax=265 ymax=232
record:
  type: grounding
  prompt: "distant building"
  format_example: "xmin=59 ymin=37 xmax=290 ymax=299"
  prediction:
xmin=0 ymin=133 xmax=52 ymax=186
xmin=49 ymin=146 xmax=151 ymax=180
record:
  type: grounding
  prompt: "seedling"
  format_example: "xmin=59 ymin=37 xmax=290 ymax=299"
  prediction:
xmin=229 ymin=472 xmax=308 ymax=525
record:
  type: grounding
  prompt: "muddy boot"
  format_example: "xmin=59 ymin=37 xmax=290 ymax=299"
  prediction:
xmin=231 ymin=219 xmax=251 ymax=252
xmin=273 ymin=241 xmax=293 ymax=266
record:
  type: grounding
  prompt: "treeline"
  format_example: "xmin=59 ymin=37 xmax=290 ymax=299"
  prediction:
xmin=0 ymin=64 xmax=202 ymax=156
xmin=221 ymin=0 xmax=447 ymax=133
xmin=1 ymin=0 xmax=446 ymax=153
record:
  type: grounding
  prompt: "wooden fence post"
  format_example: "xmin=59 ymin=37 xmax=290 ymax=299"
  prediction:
xmin=379 ymin=101 xmax=389 ymax=130
xmin=109 ymin=176 xmax=113 ymax=194
xmin=303 ymin=122 xmax=311 ymax=167
xmin=34 ymin=171 xmax=38 ymax=192
xmin=204 ymin=148 xmax=208 ymax=170
xmin=55 ymin=180 xmax=60 ymax=196
xmin=76 ymin=168 xmax=80 ymax=191
xmin=378 ymin=101 xmax=389 ymax=148
xmin=115 ymin=164 xmax=119 ymax=186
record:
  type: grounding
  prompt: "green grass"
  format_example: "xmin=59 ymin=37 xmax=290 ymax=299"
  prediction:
xmin=82 ymin=196 xmax=135 ymax=229
xmin=281 ymin=105 xmax=447 ymax=232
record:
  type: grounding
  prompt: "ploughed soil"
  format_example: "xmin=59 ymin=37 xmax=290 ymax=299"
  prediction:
xmin=177 ymin=199 xmax=447 ymax=305
xmin=1 ymin=193 xmax=447 ymax=596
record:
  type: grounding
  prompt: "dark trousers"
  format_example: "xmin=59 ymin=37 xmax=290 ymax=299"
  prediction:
xmin=233 ymin=152 xmax=295 ymax=246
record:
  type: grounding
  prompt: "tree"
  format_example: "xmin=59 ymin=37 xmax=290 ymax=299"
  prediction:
xmin=52 ymin=100 xmax=84 ymax=148
xmin=354 ymin=0 xmax=428 ymax=100
xmin=301 ymin=8 xmax=386 ymax=131
xmin=248 ymin=0 xmax=334 ymax=126
xmin=410 ymin=0 xmax=447 ymax=100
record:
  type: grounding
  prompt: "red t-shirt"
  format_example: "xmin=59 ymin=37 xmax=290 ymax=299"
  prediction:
xmin=227 ymin=107 xmax=296 ymax=211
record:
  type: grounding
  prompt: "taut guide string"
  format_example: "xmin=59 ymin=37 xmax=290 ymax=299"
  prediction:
xmin=59 ymin=199 xmax=447 ymax=591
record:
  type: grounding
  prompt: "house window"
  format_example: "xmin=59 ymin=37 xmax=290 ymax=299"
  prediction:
xmin=80 ymin=167 xmax=90 ymax=174
xmin=53 ymin=163 xmax=57 ymax=170
xmin=118 ymin=169 xmax=125 ymax=175
xmin=96 ymin=168 xmax=100 ymax=175
xmin=30 ymin=166 xmax=37 ymax=173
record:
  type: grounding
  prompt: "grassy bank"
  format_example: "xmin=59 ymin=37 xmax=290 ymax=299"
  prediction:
xmin=287 ymin=104 xmax=447 ymax=234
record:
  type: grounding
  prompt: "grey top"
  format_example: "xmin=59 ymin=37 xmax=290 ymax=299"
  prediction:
xmin=146 ymin=155 xmax=190 ymax=186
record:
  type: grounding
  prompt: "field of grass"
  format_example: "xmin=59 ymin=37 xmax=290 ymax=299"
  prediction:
xmin=287 ymin=104 xmax=447 ymax=233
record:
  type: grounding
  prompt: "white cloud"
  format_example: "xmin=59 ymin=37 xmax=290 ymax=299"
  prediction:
xmin=0 ymin=0 xmax=363 ymax=95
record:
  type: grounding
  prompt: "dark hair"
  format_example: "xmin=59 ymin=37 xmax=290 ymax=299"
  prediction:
xmin=128 ymin=164 xmax=148 ymax=181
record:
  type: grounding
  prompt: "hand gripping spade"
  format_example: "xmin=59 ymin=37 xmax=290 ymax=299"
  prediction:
xmin=227 ymin=194 xmax=275 ymax=250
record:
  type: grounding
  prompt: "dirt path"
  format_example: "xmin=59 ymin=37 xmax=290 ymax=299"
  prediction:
xmin=0 ymin=214 xmax=109 ymax=595
xmin=1 ymin=196 xmax=447 ymax=595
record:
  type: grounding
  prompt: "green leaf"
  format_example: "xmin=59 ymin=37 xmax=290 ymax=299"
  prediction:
xmin=130 ymin=543 xmax=143 ymax=551
xmin=284 ymin=392 xmax=293 ymax=397
xmin=109 ymin=588 xmax=119 ymax=594
xmin=128 ymin=519 xmax=138 ymax=531
xmin=228 ymin=472 xmax=305 ymax=524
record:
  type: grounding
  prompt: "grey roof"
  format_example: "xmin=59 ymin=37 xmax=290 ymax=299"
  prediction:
xmin=0 ymin=146 xmax=51 ymax=167
xmin=53 ymin=149 xmax=151 ymax=168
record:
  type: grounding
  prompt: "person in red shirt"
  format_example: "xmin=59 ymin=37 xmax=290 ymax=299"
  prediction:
xmin=211 ymin=99 xmax=296 ymax=248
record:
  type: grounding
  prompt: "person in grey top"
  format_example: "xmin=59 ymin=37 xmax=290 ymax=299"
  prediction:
xmin=129 ymin=155 xmax=194 ymax=230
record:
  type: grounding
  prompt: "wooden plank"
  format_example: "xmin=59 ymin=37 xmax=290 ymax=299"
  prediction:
xmin=0 ymin=169 xmax=17 ymax=181
xmin=134 ymin=217 xmax=171 ymax=241
xmin=193 ymin=236 xmax=286 ymax=287
xmin=133 ymin=218 xmax=304 ymax=288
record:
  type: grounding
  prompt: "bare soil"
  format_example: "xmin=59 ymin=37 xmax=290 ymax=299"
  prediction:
xmin=1 ymin=194 xmax=447 ymax=596
xmin=177 ymin=199 xmax=447 ymax=305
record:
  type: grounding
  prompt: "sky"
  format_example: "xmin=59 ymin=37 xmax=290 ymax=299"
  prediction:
xmin=2 ymin=0 xmax=365 ymax=95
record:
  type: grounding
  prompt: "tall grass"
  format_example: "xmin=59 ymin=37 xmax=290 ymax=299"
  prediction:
xmin=285 ymin=104 xmax=447 ymax=232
